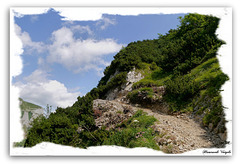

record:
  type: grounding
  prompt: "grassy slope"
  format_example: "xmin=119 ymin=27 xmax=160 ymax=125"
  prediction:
xmin=19 ymin=98 xmax=42 ymax=111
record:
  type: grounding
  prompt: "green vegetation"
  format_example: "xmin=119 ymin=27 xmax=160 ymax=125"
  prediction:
xmin=13 ymin=139 xmax=26 ymax=147
xmin=28 ymin=111 xmax=33 ymax=121
xmin=103 ymin=110 xmax=159 ymax=150
xmin=132 ymin=66 xmax=171 ymax=89
xmin=25 ymin=110 xmax=159 ymax=150
xmin=22 ymin=13 xmax=228 ymax=151
xmin=164 ymin=57 xmax=228 ymax=127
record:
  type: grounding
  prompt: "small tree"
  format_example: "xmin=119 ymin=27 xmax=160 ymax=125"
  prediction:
xmin=45 ymin=104 xmax=52 ymax=118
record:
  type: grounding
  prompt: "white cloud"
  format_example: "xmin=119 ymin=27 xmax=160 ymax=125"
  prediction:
xmin=15 ymin=69 xmax=80 ymax=109
xmin=23 ymin=69 xmax=49 ymax=83
xmin=96 ymin=16 xmax=116 ymax=30
xmin=14 ymin=24 xmax=45 ymax=54
xmin=12 ymin=7 xmax=49 ymax=18
xmin=53 ymin=7 xmax=165 ymax=21
xmin=47 ymin=26 xmax=122 ymax=73
xmin=13 ymin=24 xmax=122 ymax=109
xmin=70 ymin=25 xmax=93 ymax=35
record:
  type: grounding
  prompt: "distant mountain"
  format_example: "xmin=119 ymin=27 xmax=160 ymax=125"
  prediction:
xmin=19 ymin=98 xmax=44 ymax=133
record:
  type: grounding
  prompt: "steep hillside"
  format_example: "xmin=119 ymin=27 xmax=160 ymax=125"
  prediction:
xmin=22 ymin=13 xmax=229 ymax=153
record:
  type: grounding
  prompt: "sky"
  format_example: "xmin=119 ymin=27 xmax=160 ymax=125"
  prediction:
xmin=12 ymin=8 xmax=185 ymax=109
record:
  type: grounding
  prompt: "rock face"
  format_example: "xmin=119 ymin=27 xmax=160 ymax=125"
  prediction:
xmin=105 ymin=68 xmax=143 ymax=100
xmin=124 ymin=68 xmax=144 ymax=91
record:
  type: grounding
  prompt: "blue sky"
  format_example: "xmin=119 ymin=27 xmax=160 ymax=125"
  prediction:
xmin=13 ymin=8 xmax=185 ymax=109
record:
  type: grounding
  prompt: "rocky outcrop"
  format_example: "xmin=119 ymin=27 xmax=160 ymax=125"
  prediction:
xmin=105 ymin=68 xmax=143 ymax=100
xmin=124 ymin=68 xmax=144 ymax=91
xmin=127 ymin=86 xmax=170 ymax=114
xmin=93 ymin=99 xmax=137 ymax=129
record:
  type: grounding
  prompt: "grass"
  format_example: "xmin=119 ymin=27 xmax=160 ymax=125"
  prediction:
xmin=133 ymin=63 xmax=172 ymax=89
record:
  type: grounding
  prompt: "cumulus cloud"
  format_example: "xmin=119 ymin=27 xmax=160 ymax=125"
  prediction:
xmin=15 ymin=69 xmax=80 ymax=109
xmin=14 ymin=24 xmax=45 ymax=54
xmin=47 ymin=26 xmax=122 ymax=73
xmin=13 ymin=23 xmax=123 ymax=109
xmin=15 ymin=23 xmax=122 ymax=74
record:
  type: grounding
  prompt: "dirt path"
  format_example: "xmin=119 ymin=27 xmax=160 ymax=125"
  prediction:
xmin=94 ymin=99 xmax=214 ymax=153
xmin=120 ymin=102 xmax=213 ymax=153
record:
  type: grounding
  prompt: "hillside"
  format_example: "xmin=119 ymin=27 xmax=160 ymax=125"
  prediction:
xmin=22 ymin=13 xmax=229 ymax=153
